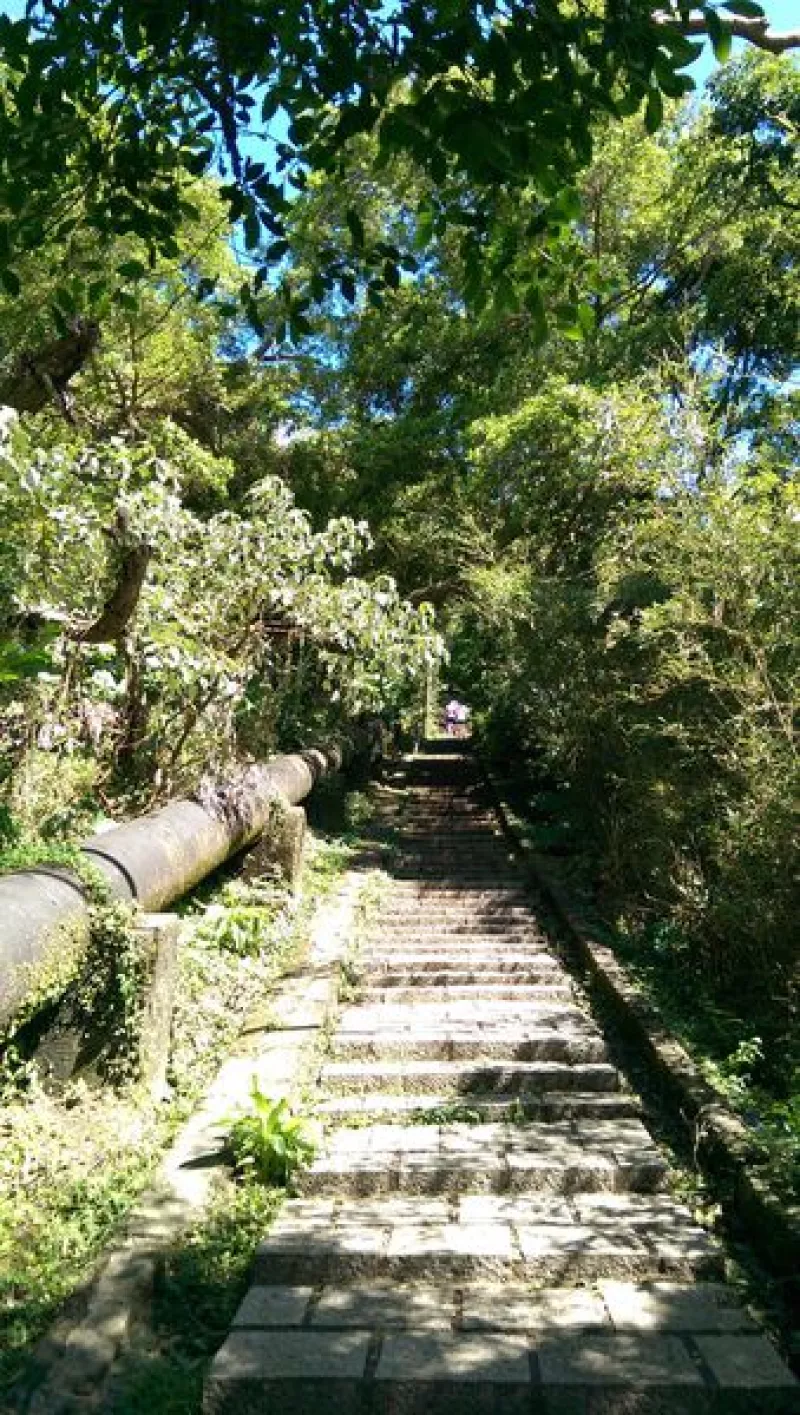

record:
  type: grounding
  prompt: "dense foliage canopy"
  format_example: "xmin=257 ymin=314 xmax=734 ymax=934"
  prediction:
xmin=0 ymin=0 xmax=797 ymax=329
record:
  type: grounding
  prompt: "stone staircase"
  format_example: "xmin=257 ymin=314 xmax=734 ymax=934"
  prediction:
xmin=205 ymin=745 xmax=799 ymax=1413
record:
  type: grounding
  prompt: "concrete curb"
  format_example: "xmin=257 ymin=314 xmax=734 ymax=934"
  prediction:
xmin=11 ymin=869 xmax=367 ymax=1414
xmin=478 ymin=754 xmax=800 ymax=1289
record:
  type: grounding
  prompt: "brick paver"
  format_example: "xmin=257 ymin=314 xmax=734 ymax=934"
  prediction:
xmin=205 ymin=745 xmax=798 ymax=1413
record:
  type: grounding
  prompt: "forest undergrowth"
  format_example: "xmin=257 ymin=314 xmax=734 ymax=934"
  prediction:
xmin=0 ymin=823 xmax=357 ymax=1396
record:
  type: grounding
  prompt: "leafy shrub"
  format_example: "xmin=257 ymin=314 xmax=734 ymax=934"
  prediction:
xmin=191 ymin=878 xmax=289 ymax=956
xmin=461 ymin=380 xmax=798 ymax=1029
xmin=225 ymin=1082 xmax=319 ymax=1186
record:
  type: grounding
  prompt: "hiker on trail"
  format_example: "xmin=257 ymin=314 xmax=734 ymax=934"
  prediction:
xmin=445 ymin=697 xmax=470 ymax=736
xmin=444 ymin=698 xmax=461 ymax=736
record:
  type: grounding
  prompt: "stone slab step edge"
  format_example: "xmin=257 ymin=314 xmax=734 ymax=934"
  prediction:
xmin=331 ymin=1032 xmax=609 ymax=1064
xmin=205 ymin=1327 xmax=799 ymax=1415
xmin=320 ymin=1058 xmax=623 ymax=1096
xmin=222 ymin=1277 xmax=764 ymax=1336
xmin=317 ymin=1091 xmax=643 ymax=1122
xmin=361 ymin=985 xmax=575 ymax=1003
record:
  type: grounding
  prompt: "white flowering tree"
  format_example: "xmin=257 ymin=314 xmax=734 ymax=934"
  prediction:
xmin=0 ymin=418 xmax=441 ymax=833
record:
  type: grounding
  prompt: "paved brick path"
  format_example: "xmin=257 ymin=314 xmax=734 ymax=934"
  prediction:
xmin=205 ymin=746 xmax=798 ymax=1413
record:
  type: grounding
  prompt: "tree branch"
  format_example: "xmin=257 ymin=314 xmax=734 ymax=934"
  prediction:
xmin=77 ymin=541 xmax=151 ymax=644
xmin=0 ymin=320 xmax=100 ymax=418
xmin=656 ymin=12 xmax=800 ymax=54
xmin=5 ymin=514 xmax=152 ymax=648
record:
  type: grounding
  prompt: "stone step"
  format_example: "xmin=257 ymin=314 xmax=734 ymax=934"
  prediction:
xmin=365 ymin=941 xmax=552 ymax=960
xmin=382 ymin=882 xmax=526 ymax=894
xmin=395 ymin=855 xmax=511 ymax=865
xmin=222 ymin=1277 xmax=765 ymax=1335
xmin=394 ymin=854 xmax=514 ymax=866
xmin=379 ymin=900 xmax=532 ymax=911
xmin=372 ymin=917 xmax=540 ymax=933
xmin=336 ymin=998 xmax=590 ymax=1026
xmin=366 ymin=951 xmax=567 ymax=975
xmin=251 ymin=1193 xmax=721 ymax=1287
xmin=376 ymin=904 xmax=535 ymax=917
xmin=321 ymin=1058 xmax=623 ymax=1097
xmin=297 ymin=1119 xmax=667 ymax=1198
xmin=366 ymin=938 xmax=547 ymax=955
xmin=332 ymin=1027 xmax=608 ymax=1065
xmin=317 ymin=1090 xmax=642 ymax=1123
xmin=366 ymin=961 xmax=568 ymax=985
xmin=206 ymin=1278 xmax=798 ymax=1415
xmin=361 ymin=984 xmax=574 ymax=1004
xmin=396 ymin=830 xmax=504 ymax=840
xmin=394 ymin=829 xmax=504 ymax=839
xmin=392 ymin=871 xmax=520 ymax=882
xmin=207 ymin=1320 xmax=798 ymax=1415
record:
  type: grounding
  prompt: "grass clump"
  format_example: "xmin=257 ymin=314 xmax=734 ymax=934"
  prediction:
xmin=109 ymin=1179 xmax=283 ymax=1415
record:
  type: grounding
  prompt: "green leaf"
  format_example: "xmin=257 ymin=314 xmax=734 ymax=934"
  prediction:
xmin=346 ymin=209 xmax=366 ymax=251
xmin=576 ymin=301 xmax=595 ymax=336
xmin=266 ymin=240 xmax=290 ymax=261
xmin=54 ymin=284 xmax=76 ymax=315
xmin=654 ymin=57 xmax=695 ymax=99
xmin=117 ymin=259 xmax=147 ymax=281
xmin=0 ymin=267 xmax=21 ymax=297
xmin=706 ymin=9 xmax=733 ymax=62
xmin=723 ymin=0 xmax=763 ymax=15
xmin=494 ymin=275 xmax=519 ymax=315
xmin=524 ymin=284 xmax=548 ymax=343
xmin=223 ymin=185 xmax=249 ymax=222
xmin=289 ymin=313 xmax=313 ymax=339
xmin=645 ymin=86 xmax=664 ymax=135
xmin=415 ymin=203 xmax=436 ymax=250
xmin=659 ymin=31 xmax=705 ymax=66
xmin=0 ymin=642 xmax=55 ymax=683
xmin=552 ymin=187 xmax=582 ymax=222
xmin=244 ymin=211 xmax=261 ymax=250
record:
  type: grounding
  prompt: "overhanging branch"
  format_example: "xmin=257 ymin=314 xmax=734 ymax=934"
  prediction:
xmin=656 ymin=12 xmax=800 ymax=54
xmin=77 ymin=542 xmax=151 ymax=644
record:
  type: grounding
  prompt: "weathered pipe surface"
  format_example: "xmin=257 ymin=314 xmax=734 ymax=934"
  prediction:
xmin=0 ymin=742 xmax=346 ymax=1030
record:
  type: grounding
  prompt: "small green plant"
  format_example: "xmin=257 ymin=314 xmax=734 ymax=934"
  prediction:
xmin=338 ymin=954 xmax=363 ymax=1003
xmin=406 ymin=1102 xmax=484 ymax=1126
xmin=508 ymin=1097 xmax=535 ymax=1125
xmin=191 ymin=877 xmax=291 ymax=956
xmin=199 ymin=906 xmax=266 ymax=956
xmin=226 ymin=1081 xmax=320 ymax=1185
xmin=344 ymin=789 xmax=373 ymax=833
